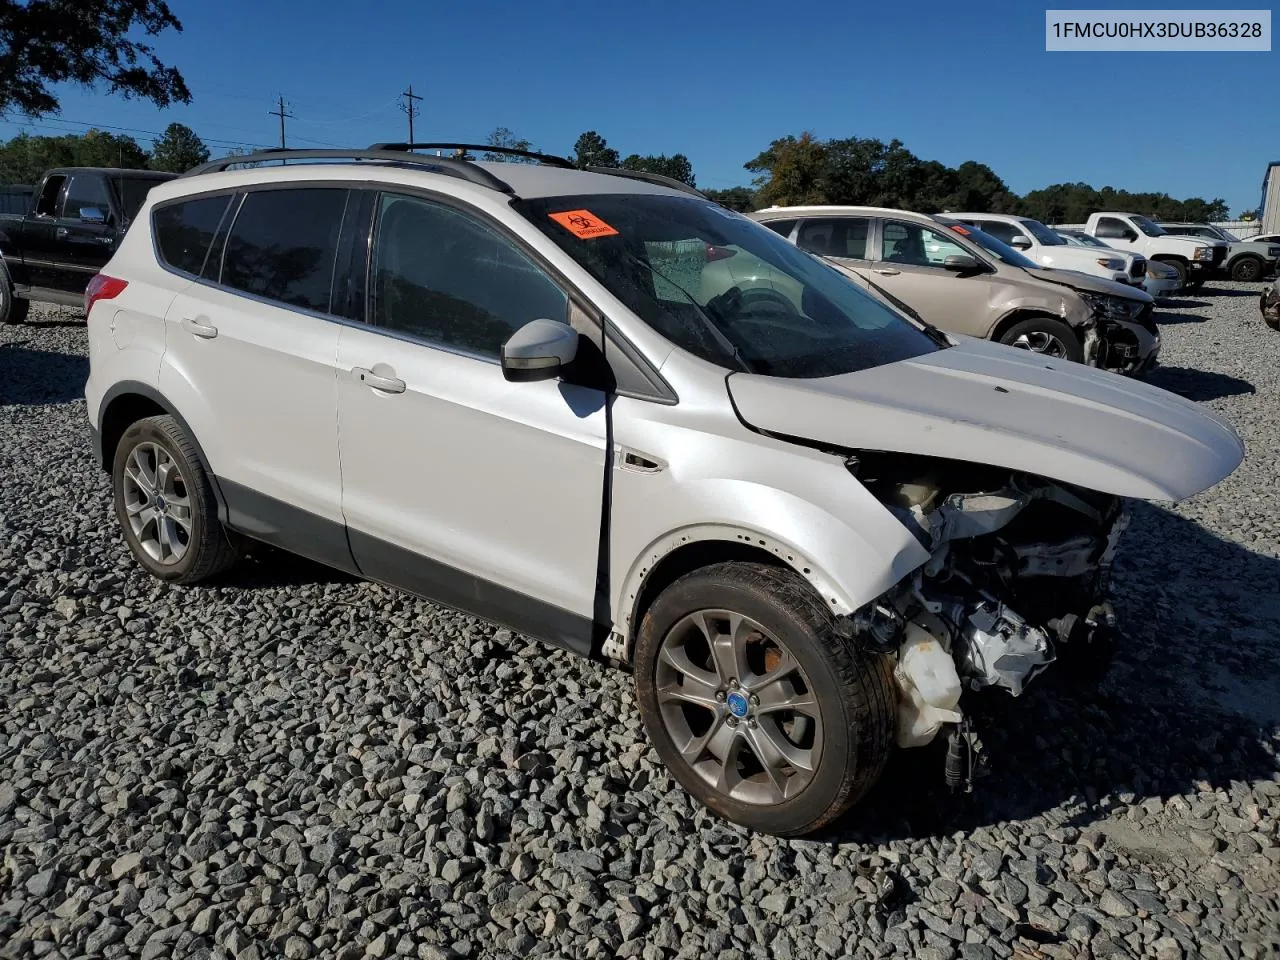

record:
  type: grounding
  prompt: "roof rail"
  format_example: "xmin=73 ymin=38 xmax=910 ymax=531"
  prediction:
xmin=370 ymin=142 xmax=577 ymax=169
xmin=180 ymin=148 xmax=515 ymax=194
xmin=583 ymin=166 xmax=706 ymax=198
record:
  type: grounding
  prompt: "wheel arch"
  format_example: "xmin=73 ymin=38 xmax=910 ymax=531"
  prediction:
xmin=612 ymin=520 xmax=922 ymax=664
xmin=96 ymin=381 xmax=228 ymax=519
xmin=989 ymin=307 xmax=1073 ymax=343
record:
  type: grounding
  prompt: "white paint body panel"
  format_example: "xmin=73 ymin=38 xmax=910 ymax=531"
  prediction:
xmin=727 ymin=335 xmax=1243 ymax=502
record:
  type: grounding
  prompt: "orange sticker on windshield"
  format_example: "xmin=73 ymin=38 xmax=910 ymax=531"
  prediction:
xmin=549 ymin=209 xmax=619 ymax=239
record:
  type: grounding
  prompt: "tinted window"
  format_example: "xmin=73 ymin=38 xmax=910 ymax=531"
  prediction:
xmin=881 ymin=221 xmax=969 ymax=266
xmin=1020 ymin=219 xmax=1065 ymax=245
xmin=978 ymin=220 xmax=1022 ymax=245
xmin=797 ymin=218 xmax=870 ymax=258
xmin=372 ymin=193 xmax=568 ymax=357
xmin=35 ymin=175 xmax=66 ymax=217
xmin=516 ymin=193 xmax=940 ymax=379
xmin=222 ymin=189 xmax=348 ymax=313
xmin=61 ymin=174 xmax=113 ymax=220
xmin=761 ymin=218 xmax=796 ymax=237
xmin=154 ymin=195 xmax=233 ymax=276
xmin=116 ymin=177 xmax=167 ymax=221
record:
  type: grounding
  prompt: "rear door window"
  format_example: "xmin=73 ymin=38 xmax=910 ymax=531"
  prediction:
xmin=153 ymin=194 xmax=234 ymax=277
xmin=221 ymin=188 xmax=349 ymax=314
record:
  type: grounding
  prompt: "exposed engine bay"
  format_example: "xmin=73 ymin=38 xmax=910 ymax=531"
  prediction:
xmin=839 ymin=452 xmax=1129 ymax=782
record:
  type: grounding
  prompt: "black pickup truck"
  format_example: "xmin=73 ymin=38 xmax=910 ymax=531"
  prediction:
xmin=0 ymin=166 xmax=176 ymax=324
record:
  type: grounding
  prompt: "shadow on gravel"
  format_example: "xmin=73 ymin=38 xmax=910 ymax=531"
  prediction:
xmin=1152 ymin=311 xmax=1208 ymax=325
xmin=0 ymin=343 xmax=89 ymax=405
xmin=1155 ymin=299 xmax=1209 ymax=311
xmin=1199 ymin=287 xmax=1263 ymax=297
xmin=1145 ymin=366 xmax=1255 ymax=401
xmin=824 ymin=504 xmax=1280 ymax=845
xmin=217 ymin=546 xmax=360 ymax=589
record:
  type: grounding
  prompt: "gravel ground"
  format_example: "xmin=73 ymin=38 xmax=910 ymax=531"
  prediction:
xmin=2 ymin=284 xmax=1279 ymax=960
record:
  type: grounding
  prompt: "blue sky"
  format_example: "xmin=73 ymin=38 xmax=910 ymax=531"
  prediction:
xmin=2 ymin=0 xmax=1275 ymax=214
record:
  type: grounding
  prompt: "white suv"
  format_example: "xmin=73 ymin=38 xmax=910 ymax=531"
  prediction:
xmin=85 ymin=144 xmax=1244 ymax=836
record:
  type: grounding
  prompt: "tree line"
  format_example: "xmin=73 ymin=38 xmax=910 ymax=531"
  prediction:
xmin=0 ymin=124 xmax=1233 ymax=225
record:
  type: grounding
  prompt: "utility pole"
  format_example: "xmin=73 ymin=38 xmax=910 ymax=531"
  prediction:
xmin=269 ymin=95 xmax=293 ymax=149
xmin=400 ymin=85 xmax=422 ymax=145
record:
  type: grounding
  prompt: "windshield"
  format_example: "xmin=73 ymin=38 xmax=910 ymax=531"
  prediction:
xmin=1060 ymin=231 xmax=1108 ymax=248
xmin=934 ymin=217 xmax=1039 ymax=269
xmin=113 ymin=177 xmax=168 ymax=222
xmin=1021 ymin=219 xmax=1065 ymax=246
xmin=1131 ymin=215 xmax=1166 ymax=237
xmin=516 ymin=194 xmax=941 ymax=378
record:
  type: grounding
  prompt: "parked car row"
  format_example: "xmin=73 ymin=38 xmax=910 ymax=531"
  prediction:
xmin=0 ymin=166 xmax=177 ymax=324
xmin=77 ymin=143 xmax=1245 ymax=835
xmin=752 ymin=205 xmax=1161 ymax=375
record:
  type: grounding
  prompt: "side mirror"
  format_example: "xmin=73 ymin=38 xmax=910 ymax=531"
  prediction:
xmin=501 ymin=318 xmax=579 ymax=382
xmin=79 ymin=206 xmax=107 ymax=224
xmin=1009 ymin=235 xmax=1031 ymax=250
xmin=1123 ymin=229 xmax=1138 ymax=241
xmin=942 ymin=253 xmax=982 ymax=272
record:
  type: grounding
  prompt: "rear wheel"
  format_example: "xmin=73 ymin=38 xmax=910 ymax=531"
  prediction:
xmin=112 ymin=415 xmax=241 ymax=584
xmin=1230 ymin=256 xmax=1264 ymax=282
xmin=997 ymin=316 xmax=1083 ymax=363
xmin=0 ymin=266 xmax=29 ymax=325
xmin=634 ymin=562 xmax=895 ymax=836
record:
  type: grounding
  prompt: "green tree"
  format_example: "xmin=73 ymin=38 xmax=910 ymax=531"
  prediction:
xmin=746 ymin=133 xmax=829 ymax=207
xmin=620 ymin=152 xmax=695 ymax=187
xmin=572 ymin=130 xmax=619 ymax=169
xmin=704 ymin=186 xmax=756 ymax=211
xmin=944 ymin=161 xmax=1019 ymax=213
xmin=482 ymin=126 xmax=537 ymax=163
xmin=149 ymin=121 xmax=209 ymax=172
xmin=0 ymin=0 xmax=190 ymax=117
xmin=0 ymin=130 xmax=147 ymax=181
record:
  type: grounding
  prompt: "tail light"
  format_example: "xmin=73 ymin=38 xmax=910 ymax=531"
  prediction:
xmin=85 ymin=274 xmax=128 ymax=318
xmin=705 ymin=244 xmax=737 ymax=261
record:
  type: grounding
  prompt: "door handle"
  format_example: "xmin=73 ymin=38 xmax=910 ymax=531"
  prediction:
xmin=874 ymin=268 xmax=901 ymax=276
xmin=55 ymin=227 xmax=68 ymax=239
xmin=182 ymin=317 xmax=218 ymax=339
xmin=352 ymin=366 xmax=405 ymax=394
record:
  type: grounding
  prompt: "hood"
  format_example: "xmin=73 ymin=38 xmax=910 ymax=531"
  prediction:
xmin=1162 ymin=234 xmax=1223 ymax=251
xmin=1026 ymin=266 xmax=1154 ymax=302
xmin=727 ymin=337 xmax=1243 ymax=502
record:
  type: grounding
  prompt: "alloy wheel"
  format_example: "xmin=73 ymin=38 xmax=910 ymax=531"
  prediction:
xmin=654 ymin=609 xmax=823 ymax=805
xmin=121 ymin=441 xmax=192 ymax=565
xmin=1010 ymin=330 xmax=1069 ymax=357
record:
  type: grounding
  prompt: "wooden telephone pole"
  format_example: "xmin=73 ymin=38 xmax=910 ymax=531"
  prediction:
xmin=400 ymin=85 xmax=423 ymax=144
xmin=269 ymin=95 xmax=293 ymax=149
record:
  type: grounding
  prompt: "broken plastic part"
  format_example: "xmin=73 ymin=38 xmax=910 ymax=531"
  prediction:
xmin=894 ymin=621 xmax=963 ymax=747
xmin=957 ymin=601 xmax=1055 ymax=697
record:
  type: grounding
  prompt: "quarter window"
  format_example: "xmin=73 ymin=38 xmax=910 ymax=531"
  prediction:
xmin=371 ymin=193 xmax=568 ymax=357
xmin=221 ymin=188 xmax=349 ymax=314
xmin=153 ymin=194 xmax=233 ymax=277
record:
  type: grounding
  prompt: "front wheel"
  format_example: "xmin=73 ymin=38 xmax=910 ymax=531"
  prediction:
xmin=1230 ymin=256 xmax=1264 ymax=282
xmin=1155 ymin=258 xmax=1188 ymax=288
xmin=112 ymin=415 xmax=241 ymax=584
xmin=634 ymin=562 xmax=896 ymax=836
xmin=997 ymin=316 xmax=1083 ymax=363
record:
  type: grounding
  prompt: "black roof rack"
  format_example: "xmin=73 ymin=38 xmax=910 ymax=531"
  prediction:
xmin=584 ymin=166 xmax=706 ymax=198
xmin=370 ymin=142 xmax=577 ymax=169
xmin=180 ymin=148 xmax=516 ymax=194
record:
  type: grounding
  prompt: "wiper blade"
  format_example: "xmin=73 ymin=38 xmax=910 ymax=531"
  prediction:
xmin=618 ymin=248 xmax=752 ymax=372
xmin=860 ymin=275 xmax=952 ymax=348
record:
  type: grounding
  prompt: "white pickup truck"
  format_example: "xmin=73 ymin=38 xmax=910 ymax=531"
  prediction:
xmin=947 ymin=212 xmax=1147 ymax=287
xmin=1077 ymin=212 xmax=1226 ymax=291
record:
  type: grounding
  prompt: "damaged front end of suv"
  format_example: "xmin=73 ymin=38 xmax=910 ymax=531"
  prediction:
xmin=834 ymin=452 xmax=1133 ymax=785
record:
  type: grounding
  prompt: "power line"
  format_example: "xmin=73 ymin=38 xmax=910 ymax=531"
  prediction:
xmin=269 ymin=96 xmax=293 ymax=150
xmin=0 ymin=116 xmax=272 ymax=150
xmin=400 ymin=85 xmax=422 ymax=144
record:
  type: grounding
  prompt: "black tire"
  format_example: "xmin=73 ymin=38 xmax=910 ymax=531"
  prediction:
xmin=1155 ymin=258 xmax=1187 ymax=288
xmin=0 ymin=265 xmax=29 ymax=325
xmin=1230 ymin=256 xmax=1264 ymax=282
xmin=111 ymin=414 xmax=240 ymax=584
xmin=634 ymin=562 xmax=896 ymax=836
xmin=996 ymin=315 xmax=1083 ymax=363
